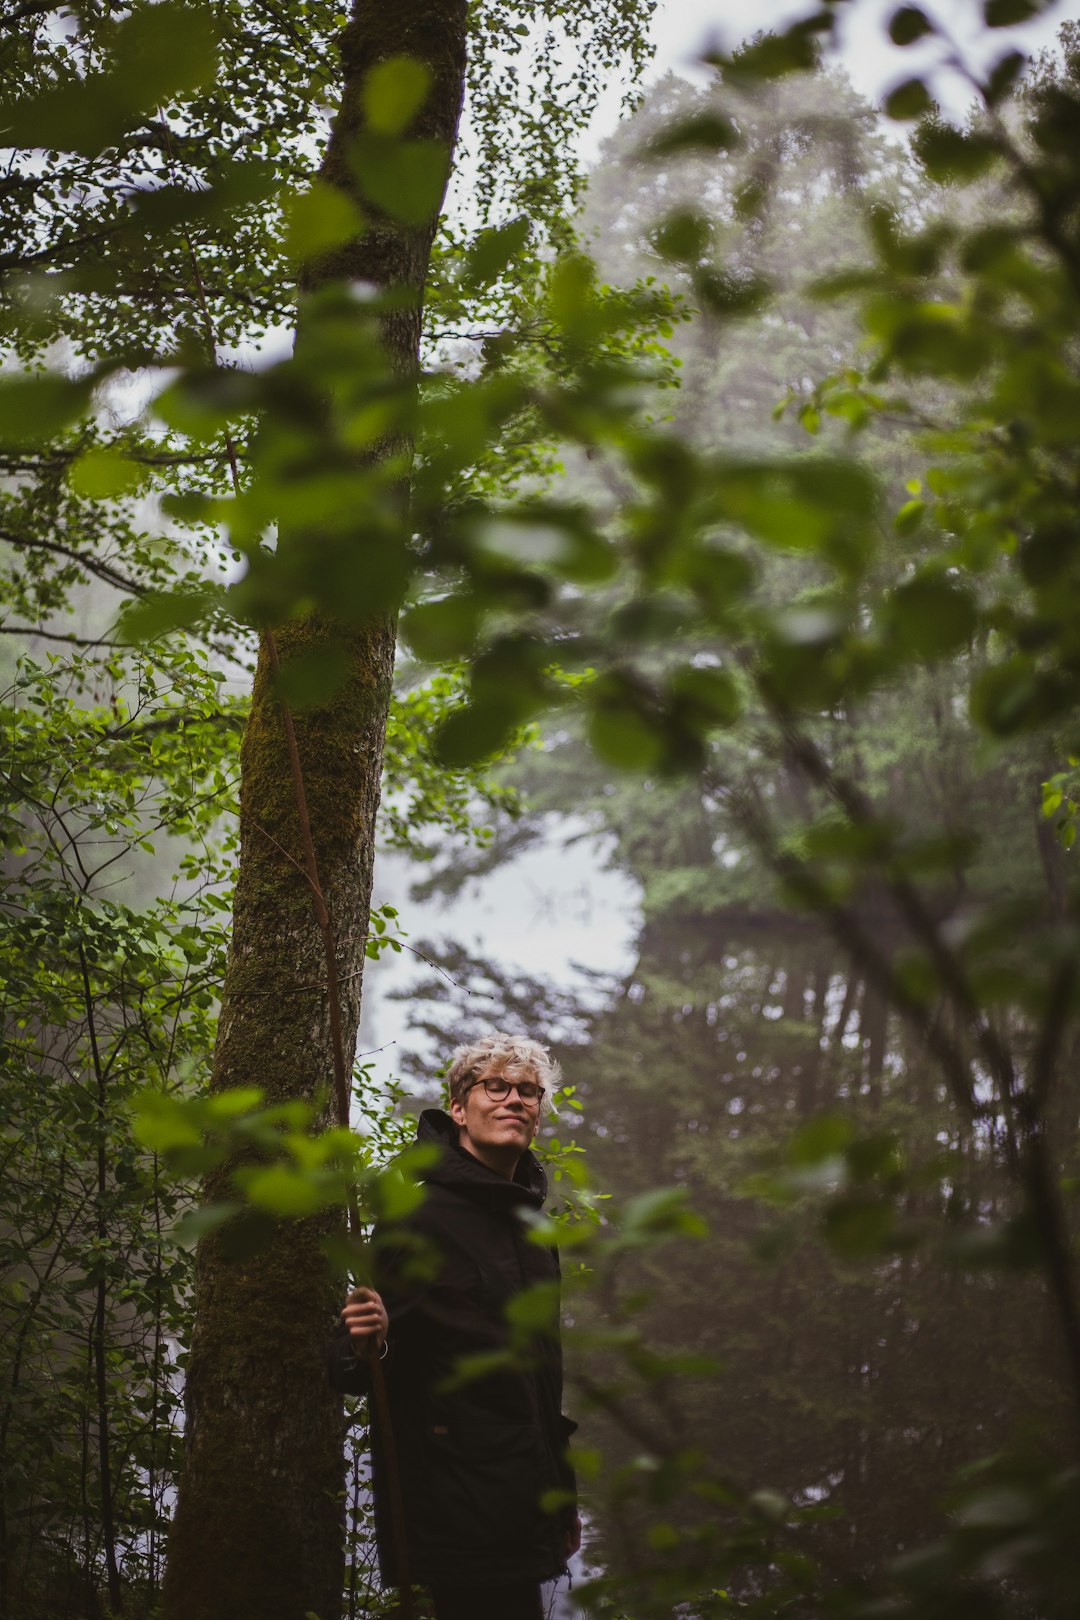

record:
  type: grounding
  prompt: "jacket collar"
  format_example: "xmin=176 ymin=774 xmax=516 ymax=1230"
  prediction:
xmin=416 ymin=1107 xmax=547 ymax=1211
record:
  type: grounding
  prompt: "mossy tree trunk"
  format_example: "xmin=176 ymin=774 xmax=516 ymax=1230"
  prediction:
xmin=161 ymin=6 xmax=469 ymax=1619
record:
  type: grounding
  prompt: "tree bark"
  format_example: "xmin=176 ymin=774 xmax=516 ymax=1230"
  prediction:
xmin=161 ymin=6 xmax=469 ymax=1619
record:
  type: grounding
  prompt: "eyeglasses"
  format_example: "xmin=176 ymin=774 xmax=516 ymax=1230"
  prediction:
xmin=464 ymin=1074 xmax=545 ymax=1107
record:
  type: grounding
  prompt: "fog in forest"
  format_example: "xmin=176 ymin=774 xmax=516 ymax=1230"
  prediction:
xmin=4 ymin=9 xmax=1080 ymax=1620
xmin=359 ymin=53 xmax=1075 ymax=1594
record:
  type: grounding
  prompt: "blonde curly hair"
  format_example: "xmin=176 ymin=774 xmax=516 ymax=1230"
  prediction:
xmin=445 ymin=1032 xmax=562 ymax=1114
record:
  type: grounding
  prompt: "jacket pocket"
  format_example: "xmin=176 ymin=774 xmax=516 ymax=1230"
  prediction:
xmin=426 ymin=1418 xmax=535 ymax=1461
xmin=423 ymin=1419 xmax=540 ymax=1550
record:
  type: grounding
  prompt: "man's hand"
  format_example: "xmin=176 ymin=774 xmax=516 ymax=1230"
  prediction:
xmin=565 ymin=1512 xmax=583 ymax=1559
xmin=342 ymin=1287 xmax=388 ymax=1358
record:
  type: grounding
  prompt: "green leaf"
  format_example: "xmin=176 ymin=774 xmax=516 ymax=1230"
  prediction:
xmin=586 ymin=672 xmax=665 ymax=770
xmin=369 ymin=1155 xmax=435 ymax=1221
xmin=132 ymin=1095 xmax=203 ymax=1154
xmin=823 ymin=1196 xmax=896 ymax=1259
xmin=547 ymin=253 xmax=597 ymax=341
xmin=0 ymin=373 xmax=93 ymax=441
xmin=864 ymin=297 xmax=985 ymax=380
xmin=433 ymin=700 xmax=517 ymax=769
xmin=733 ymin=178 xmax=766 ymax=221
xmin=361 ymin=56 xmax=432 ymax=136
xmin=620 ymin=1187 xmax=707 ymax=1240
xmin=173 ymin=1203 xmax=242 ymax=1249
xmin=219 ymin=1210 xmax=277 ymax=1262
xmin=789 ymin=1114 xmax=853 ymax=1167
xmin=985 ymin=50 xmax=1027 ymax=106
xmin=711 ymin=457 xmax=877 ymax=576
xmin=68 ymin=448 xmax=148 ymax=500
xmin=283 ymin=181 xmax=365 ymax=263
xmin=984 ymin=0 xmax=1040 ymax=24
xmin=206 ymin=1088 xmax=265 ymax=1119
xmin=273 ymin=643 xmax=352 ymax=709
xmin=130 ymin=165 xmax=276 ymax=234
xmin=1041 ymin=784 xmax=1064 ymax=817
xmin=539 ymin=1488 xmax=578 ymax=1515
xmin=472 ymin=509 xmax=611 ymax=583
xmin=869 ymin=207 xmax=951 ymax=276
xmin=1031 ymin=86 xmax=1080 ymax=156
xmin=153 ymin=366 xmax=260 ymax=441
xmin=402 ymin=596 xmax=482 ymax=660
xmin=884 ymin=78 xmax=934 ymax=121
xmin=116 ymin=587 xmax=223 ymax=643
xmin=113 ymin=3 xmax=219 ymax=103
xmin=470 ymin=635 xmax=551 ymax=713
xmin=888 ymin=6 xmax=935 ymax=44
xmin=439 ymin=1348 xmax=518 ymax=1390
xmin=587 ymin=706 xmax=665 ymax=770
xmin=650 ymin=211 xmax=710 ymax=264
xmin=351 ymin=134 xmax=450 ymax=227
xmin=846 ymin=1133 xmax=903 ymax=1184
xmin=956 ymin=1486 xmax=1036 ymax=1529
xmin=668 ymin=666 xmax=742 ymax=729
xmin=720 ymin=19 xmax=826 ymax=83
xmin=462 ymin=218 xmax=531 ymax=289
xmin=678 ymin=543 xmax=756 ymax=618
xmin=800 ymin=813 xmax=890 ymax=862
xmin=944 ymin=1212 xmax=1044 ymax=1269
xmin=644 ymin=111 xmax=738 ymax=157
xmin=504 ymin=1281 xmax=560 ymax=1334
xmin=748 ymin=1489 xmax=788 ymax=1524
xmin=693 ymin=268 xmax=769 ymax=320
xmin=894 ymin=498 xmax=926 ymax=537
xmin=970 ymin=659 xmax=1071 ymax=736
xmin=913 ymin=123 xmax=1000 ymax=182
xmin=885 ymin=575 xmax=977 ymax=659
xmin=236 ymin=1164 xmax=328 ymax=1218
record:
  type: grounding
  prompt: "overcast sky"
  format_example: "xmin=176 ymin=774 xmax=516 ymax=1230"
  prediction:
xmin=647 ymin=0 xmax=1078 ymax=105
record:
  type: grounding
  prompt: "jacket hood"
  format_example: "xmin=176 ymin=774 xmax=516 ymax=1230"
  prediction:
xmin=416 ymin=1107 xmax=547 ymax=1211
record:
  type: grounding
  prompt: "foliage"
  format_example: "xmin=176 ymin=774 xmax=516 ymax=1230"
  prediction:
xmin=4 ymin=1 xmax=1080 ymax=1618
xmin=0 ymin=2 xmax=660 ymax=1615
xmin=1042 ymin=756 xmax=1080 ymax=849
xmin=0 ymin=643 xmax=235 ymax=1614
xmin=372 ymin=12 xmax=1080 ymax=1619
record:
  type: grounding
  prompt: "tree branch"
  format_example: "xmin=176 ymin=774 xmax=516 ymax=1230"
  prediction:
xmin=0 ymin=529 xmax=145 ymax=597
xmin=0 ymin=624 xmax=132 ymax=648
xmin=0 ymin=0 xmax=59 ymax=30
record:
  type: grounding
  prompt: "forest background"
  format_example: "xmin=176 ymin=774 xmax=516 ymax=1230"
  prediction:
xmin=3 ymin=1 xmax=1080 ymax=1619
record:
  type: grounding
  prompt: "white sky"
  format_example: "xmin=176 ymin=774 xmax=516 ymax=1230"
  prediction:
xmin=646 ymin=0 xmax=1079 ymax=106
xmin=569 ymin=0 xmax=1080 ymax=163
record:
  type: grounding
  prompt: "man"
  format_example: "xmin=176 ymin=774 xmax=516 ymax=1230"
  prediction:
xmin=331 ymin=1033 xmax=582 ymax=1620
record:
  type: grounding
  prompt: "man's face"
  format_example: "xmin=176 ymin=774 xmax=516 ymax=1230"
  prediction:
xmin=450 ymin=1067 xmax=540 ymax=1161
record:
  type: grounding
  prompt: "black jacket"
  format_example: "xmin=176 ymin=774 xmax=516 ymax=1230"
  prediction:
xmin=329 ymin=1109 xmax=577 ymax=1588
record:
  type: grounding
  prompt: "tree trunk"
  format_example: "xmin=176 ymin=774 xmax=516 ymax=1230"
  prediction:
xmin=161 ymin=7 xmax=469 ymax=1620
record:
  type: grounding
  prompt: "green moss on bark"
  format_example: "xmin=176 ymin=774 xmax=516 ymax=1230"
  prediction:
xmin=162 ymin=3 xmax=469 ymax=1616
